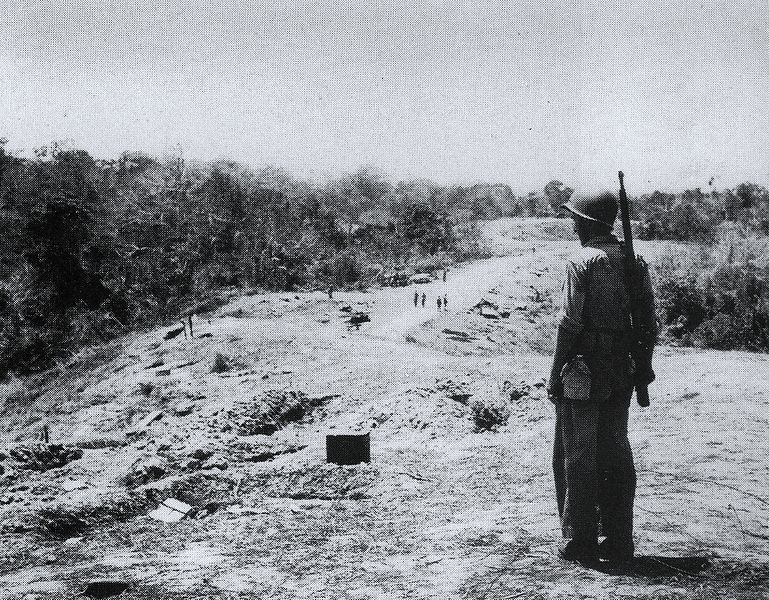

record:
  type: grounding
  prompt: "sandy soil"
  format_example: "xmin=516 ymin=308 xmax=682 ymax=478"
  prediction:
xmin=0 ymin=218 xmax=767 ymax=599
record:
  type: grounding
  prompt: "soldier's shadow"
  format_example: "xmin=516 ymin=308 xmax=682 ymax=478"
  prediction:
xmin=590 ymin=555 xmax=712 ymax=577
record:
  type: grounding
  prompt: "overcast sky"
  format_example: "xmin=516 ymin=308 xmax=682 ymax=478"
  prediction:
xmin=2 ymin=0 xmax=768 ymax=193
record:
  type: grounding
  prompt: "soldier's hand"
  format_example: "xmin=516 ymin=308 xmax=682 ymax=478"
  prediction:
xmin=547 ymin=379 xmax=563 ymax=404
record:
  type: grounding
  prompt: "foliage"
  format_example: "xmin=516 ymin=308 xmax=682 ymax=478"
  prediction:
xmin=470 ymin=396 xmax=511 ymax=432
xmin=211 ymin=352 xmax=231 ymax=374
xmin=0 ymin=141 xmax=496 ymax=377
xmin=637 ymin=184 xmax=769 ymax=242
xmin=543 ymin=180 xmax=574 ymax=214
xmin=655 ymin=238 xmax=769 ymax=352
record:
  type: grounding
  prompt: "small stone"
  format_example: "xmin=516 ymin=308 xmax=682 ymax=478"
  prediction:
xmin=61 ymin=479 xmax=89 ymax=492
xmin=164 ymin=498 xmax=193 ymax=513
xmin=203 ymin=454 xmax=228 ymax=470
xmin=149 ymin=497 xmax=193 ymax=523
xmin=174 ymin=402 xmax=194 ymax=416
xmin=83 ymin=580 xmax=129 ymax=598
xmin=184 ymin=459 xmax=202 ymax=470
xmin=63 ymin=536 xmax=84 ymax=546
xmin=189 ymin=448 xmax=214 ymax=460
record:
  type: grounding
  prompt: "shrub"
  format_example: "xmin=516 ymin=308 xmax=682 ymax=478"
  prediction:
xmin=654 ymin=241 xmax=769 ymax=352
xmin=211 ymin=352 xmax=231 ymax=374
xmin=470 ymin=397 xmax=510 ymax=432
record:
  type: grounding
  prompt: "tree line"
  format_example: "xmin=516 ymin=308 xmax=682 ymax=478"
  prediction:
xmin=2 ymin=138 xmax=768 ymax=375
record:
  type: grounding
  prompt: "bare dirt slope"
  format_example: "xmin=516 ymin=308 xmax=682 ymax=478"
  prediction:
xmin=0 ymin=218 xmax=767 ymax=600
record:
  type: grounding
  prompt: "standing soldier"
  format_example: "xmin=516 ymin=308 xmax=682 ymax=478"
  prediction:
xmin=443 ymin=269 xmax=447 ymax=282
xmin=443 ymin=294 xmax=448 ymax=311
xmin=437 ymin=296 xmax=442 ymax=311
xmin=414 ymin=291 xmax=419 ymax=307
xmin=421 ymin=292 xmax=426 ymax=308
xmin=548 ymin=192 xmax=656 ymax=564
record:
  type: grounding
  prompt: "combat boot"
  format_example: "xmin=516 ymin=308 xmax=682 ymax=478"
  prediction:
xmin=598 ymin=537 xmax=634 ymax=562
xmin=558 ymin=539 xmax=598 ymax=563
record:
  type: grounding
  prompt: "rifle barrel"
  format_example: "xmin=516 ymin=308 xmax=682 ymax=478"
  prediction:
xmin=618 ymin=171 xmax=651 ymax=408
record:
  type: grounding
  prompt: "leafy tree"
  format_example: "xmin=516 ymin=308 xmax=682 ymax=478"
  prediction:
xmin=543 ymin=180 xmax=574 ymax=214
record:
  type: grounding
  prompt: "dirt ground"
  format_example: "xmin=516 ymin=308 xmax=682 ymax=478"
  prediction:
xmin=0 ymin=218 xmax=767 ymax=599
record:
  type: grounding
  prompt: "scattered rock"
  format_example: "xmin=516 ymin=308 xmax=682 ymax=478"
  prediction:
xmin=195 ymin=501 xmax=220 ymax=519
xmin=149 ymin=498 xmax=193 ymax=523
xmin=228 ymin=440 xmax=307 ymax=463
xmin=128 ymin=410 xmax=163 ymax=436
xmin=83 ymin=580 xmax=130 ymax=598
xmin=138 ymin=382 xmax=155 ymax=396
xmin=163 ymin=326 xmax=185 ymax=340
xmin=479 ymin=305 xmax=501 ymax=319
xmin=61 ymin=479 xmax=89 ymax=492
xmin=502 ymin=380 xmax=532 ymax=403
xmin=156 ymin=368 xmax=172 ymax=376
xmin=347 ymin=312 xmax=370 ymax=328
xmin=409 ymin=273 xmax=433 ymax=284
xmin=184 ymin=458 xmax=202 ymax=470
xmin=147 ymin=358 xmax=164 ymax=369
xmin=442 ymin=328 xmax=471 ymax=338
xmin=63 ymin=536 xmax=83 ymax=545
xmin=124 ymin=456 xmax=167 ymax=486
xmin=225 ymin=390 xmax=333 ymax=436
xmin=155 ymin=439 xmax=172 ymax=452
xmin=9 ymin=444 xmax=83 ymax=472
xmin=74 ymin=436 xmax=128 ymax=450
xmin=174 ymin=402 xmax=195 ymax=417
xmin=189 ymin=447 xmax=214 ymax=461
xmin=437 ymin=379 xmax=473 ymax=404
xmin=202 ymin=454 xmax=228 ymax=470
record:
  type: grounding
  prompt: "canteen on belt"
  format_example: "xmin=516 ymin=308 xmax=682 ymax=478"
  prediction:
xmin=561 ymin=355 xmax=592 ymax=401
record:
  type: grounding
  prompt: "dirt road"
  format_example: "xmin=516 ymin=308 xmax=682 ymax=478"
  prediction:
xmin=0 ymin=218 xmax=767 ymax=600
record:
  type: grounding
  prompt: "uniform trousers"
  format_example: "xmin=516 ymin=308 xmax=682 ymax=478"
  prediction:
xmin=552 ymin=387 xmax=636 ymax=543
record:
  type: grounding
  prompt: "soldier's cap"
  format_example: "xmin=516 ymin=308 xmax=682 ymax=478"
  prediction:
xmin=560 ymin=192 xmax=618 ymax=228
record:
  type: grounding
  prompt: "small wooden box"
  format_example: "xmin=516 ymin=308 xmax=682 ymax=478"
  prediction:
xmin=326 ymin=433 xmax=371 ymax=465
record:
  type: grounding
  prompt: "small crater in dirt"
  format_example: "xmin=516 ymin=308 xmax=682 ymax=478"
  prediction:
xmin=7 ymin=444 xmax=83 ymax=472
xmin=222 ymin=390 xmax=336 ymax=436
xmin=252 ymin=464 xmax=377 ymax=500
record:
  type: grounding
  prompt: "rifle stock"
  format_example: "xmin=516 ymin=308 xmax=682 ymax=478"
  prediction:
xmin=618 ymin=171 xmax=652 ymax=408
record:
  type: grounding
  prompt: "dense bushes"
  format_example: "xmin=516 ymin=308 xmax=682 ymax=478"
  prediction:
xmin=636 ymin=185 xmax=769 ymax=242
xmin=0 ymin=144 xmax=495 ymax=377
xmin=655 ymin=243 xmax=769 ymax=352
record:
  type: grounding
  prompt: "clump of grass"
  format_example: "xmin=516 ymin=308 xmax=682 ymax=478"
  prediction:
xmin=35 ymin=492 xmax=149 ymax=539
xmin=470 ymin=397 xmax=510 ymax=432
xmin=211 ymin=352 xmax=231 ymax=374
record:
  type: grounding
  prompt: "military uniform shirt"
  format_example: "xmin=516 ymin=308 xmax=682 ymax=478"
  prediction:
xmin=558 ymin=234 xmax=656 ymax=401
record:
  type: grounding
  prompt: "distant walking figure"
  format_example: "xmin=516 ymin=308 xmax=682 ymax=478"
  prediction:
xmin=443 ymin=269 xmax=447 ymax=282
xmin=421 ymin=293 xmax=426 ymax=307
xmin=414 ymin=291 xmax=419 ymax=307
xmin=443 ymin=295 xmax=448 ymax=311
xmin=328 ymin=286 xmax=334 ymax=299
xmin=437 ymin=296 xmax=442 ymax=311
